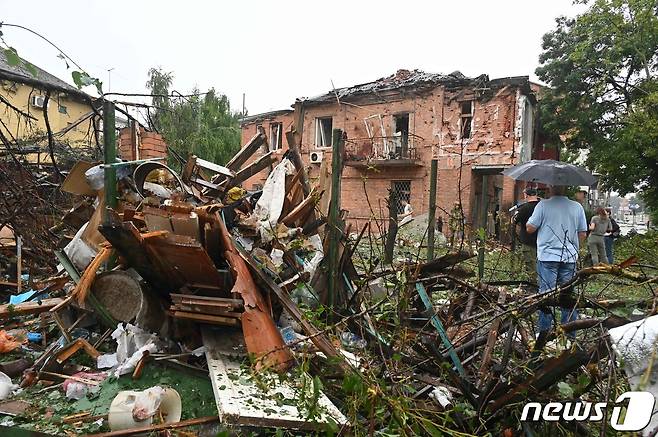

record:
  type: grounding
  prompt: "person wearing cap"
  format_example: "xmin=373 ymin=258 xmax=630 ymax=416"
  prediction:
xmin=513 ymin=187 xmax=540 ymax=282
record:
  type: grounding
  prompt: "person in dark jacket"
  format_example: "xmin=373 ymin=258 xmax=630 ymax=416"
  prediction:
xmin=513 ymin=187 xmax=540 ymax=283
xmin=604 ymin=207 xmax=621 ymax=264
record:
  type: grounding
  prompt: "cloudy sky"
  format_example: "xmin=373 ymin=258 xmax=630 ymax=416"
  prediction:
xmin=0 ymin=0 xmax=584 ymax=115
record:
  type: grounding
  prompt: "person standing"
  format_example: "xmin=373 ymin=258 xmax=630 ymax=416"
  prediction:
xmin=588 ymin=208 xmax=612 ymax=264
xmin=398 ymin=199 xmax=413 ymax=226
xmin=526 ymin=185 xmax=588 ymax=337
xmin=513 ymin=187 xmax=540 ymax=283
xmin=604 ymin=207 xmax=620 ymax=264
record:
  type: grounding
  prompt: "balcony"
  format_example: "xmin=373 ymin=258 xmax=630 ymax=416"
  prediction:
xmin=344 ymin=134 xmax=423 ymax=168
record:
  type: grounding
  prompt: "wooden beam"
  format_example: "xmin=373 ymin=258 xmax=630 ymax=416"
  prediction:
xmin=478 ymin=287 xmax=507 ymax=385
xmin=284 ymin=130 xmax=311 ymax=197
xmin=327 ymin=129 xmax=344 ymax=310
xmin=228 ymin=152 xmax=275 ymax=187
xmin=226 ymin=132 xmax=266 ymax=171
xmin=0 ymin=298 xmax=64 ymax=318
xmin=86 ymin=416 xmax=219 ymax=437
xmin=170 ymin=311 xmax=240 ymax=327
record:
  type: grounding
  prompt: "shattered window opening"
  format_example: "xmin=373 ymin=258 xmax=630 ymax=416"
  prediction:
xmin=315 ymin=117 xmax=333 ymax=148
xmin=58 ymin=104 xmax=68 ymax=115
xmin=393 ymin=113 xmax=410 ymax=156
xmin=460 ymin=100 xmax=473 ymax=139
xmin=391 ymin=180 xmax=411 ymax=215
xmin=269 ymin=122 xmax=283 ymax=151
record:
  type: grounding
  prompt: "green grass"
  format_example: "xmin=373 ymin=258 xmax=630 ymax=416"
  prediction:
xmin=9 ymin=362 xmax=216 ymax=435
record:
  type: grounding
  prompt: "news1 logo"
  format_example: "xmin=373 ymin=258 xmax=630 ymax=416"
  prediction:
xmin=521 ymin=391 xmax=655 ymax=431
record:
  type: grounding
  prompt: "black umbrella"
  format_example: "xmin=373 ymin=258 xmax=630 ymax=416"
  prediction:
xmin=502 ymin=159 xmax=597 ymax=186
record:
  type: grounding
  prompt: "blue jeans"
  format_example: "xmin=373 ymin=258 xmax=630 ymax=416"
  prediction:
xmin=604 ymin=236 xmax=614 ymax=264
xmin=537 ymin=261 xmax=578 ymax=333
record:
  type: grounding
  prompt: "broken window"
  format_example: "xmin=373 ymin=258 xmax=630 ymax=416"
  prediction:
xmin=269 ymin=123 xmax=282 ymax=151
xmin=391 ymin=180 xmax=411 ymax=215
xmin=315 ymin=117 xmax=333 ymax=148
xmin=58 ymin=104 xmax=68 ymax=115
xmin=460 ymin=101 xmax=473 ymax=139
xmin=393 ymin=113 xmax=410 ymax=157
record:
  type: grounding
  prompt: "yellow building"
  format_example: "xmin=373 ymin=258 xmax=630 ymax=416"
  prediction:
xmin=0 ymin=50 xmax=96 ymax=163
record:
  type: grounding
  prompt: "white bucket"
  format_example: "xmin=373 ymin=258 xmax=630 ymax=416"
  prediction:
xmin=108 ymin=387 xmax=181 ymax=431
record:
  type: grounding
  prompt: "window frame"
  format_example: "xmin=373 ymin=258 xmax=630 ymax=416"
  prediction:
xmin=269 ymin=122 xmax=283 ymax=151
xmin=391 ymin=180 xmax=412 ymax=215
xmin=459 ymin=100 xmax=474 ymax=140
xmin=314 ymin=116 xmax=333 ymax=148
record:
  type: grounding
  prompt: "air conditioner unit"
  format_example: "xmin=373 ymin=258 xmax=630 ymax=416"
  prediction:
xmin=31 ymin=95 xmax=46 ymax=108
xmin=309 ymin=150 xmax=324 ymax=164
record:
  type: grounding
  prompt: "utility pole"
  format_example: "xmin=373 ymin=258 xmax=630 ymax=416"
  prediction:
xmin=107 ymin=68 xmax=114 ymax=93
xmin=427 ymin=159 xmax=438 ymax=261
xmin=327 ymin=129 xmax=344 ymax=311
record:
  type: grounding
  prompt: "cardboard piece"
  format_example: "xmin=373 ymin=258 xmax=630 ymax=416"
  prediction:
xmin=60 ymin=161 xmax=96 ymax=196
xmin=80 ymin=192 xmax=106 ymax=251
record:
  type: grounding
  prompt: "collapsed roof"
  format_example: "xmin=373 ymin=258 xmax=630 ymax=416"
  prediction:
xmin=298 ymin=69 xmax=491 ymax=106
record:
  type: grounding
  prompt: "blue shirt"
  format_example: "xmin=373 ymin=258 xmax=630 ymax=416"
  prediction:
xmin=527 ymin=196 xmax=587 ymax=263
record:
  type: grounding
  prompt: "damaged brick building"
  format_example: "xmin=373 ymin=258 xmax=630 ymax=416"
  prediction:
xmin=240 ymin=69 xmax=555 ymax=236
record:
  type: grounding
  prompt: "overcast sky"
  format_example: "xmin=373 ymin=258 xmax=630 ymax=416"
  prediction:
xmin=0 ymin=0 xmax=584 ymax=115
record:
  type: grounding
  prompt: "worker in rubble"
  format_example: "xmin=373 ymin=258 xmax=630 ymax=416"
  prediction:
xmin=526 ymin=185 xmax=587 ymax=342
xmin=512 ymin=187 xmax=540 ymax=283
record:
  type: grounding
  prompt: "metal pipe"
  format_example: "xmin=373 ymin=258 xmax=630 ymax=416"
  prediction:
xmin=103 ymin=100 xmax=117 ymax=225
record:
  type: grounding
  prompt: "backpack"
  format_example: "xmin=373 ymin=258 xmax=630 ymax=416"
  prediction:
xmin=610 ymin=218 xmax=621 ymax=238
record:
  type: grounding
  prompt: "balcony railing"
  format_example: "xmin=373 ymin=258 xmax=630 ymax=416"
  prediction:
xmin=344 ymin=134 xmax=421 ymax=166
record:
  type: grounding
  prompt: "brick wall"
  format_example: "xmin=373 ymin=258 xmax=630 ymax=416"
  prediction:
xmin=240 ymin=80 xmax=538 ymax=236
xmin=118 ymin=125 xmax=168 ymax=161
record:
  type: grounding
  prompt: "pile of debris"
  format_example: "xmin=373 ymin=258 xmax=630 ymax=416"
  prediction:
xmin=0 ymin=129 xmax=657 ymax=436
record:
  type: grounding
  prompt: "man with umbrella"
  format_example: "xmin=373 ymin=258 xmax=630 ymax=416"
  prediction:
xmin=526 ymin=185 xmax=588 ymax=336
xmin=503 ymin=160 xmax=595 ymax=338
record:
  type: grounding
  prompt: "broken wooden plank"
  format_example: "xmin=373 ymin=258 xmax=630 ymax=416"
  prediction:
xmin=478 ymin=287 xmax=507 ymax=385
xmin=195 ymin=156 xmax=235 ymax=178
xmin=0 ymin=298 xmax=64 ymax=318
xmin=285 ymin=130 xmax=311 ymax=197
xmin=234 ymin=242 xmax=352 ymax=374
xmin=202 ymin=327 xmax=347 ymax=430
xmin=226 ymin=132 xmax=266 ymax=171
xmin=71 ymin=246 xmax=112 ymax=305
xmin=55 ymin=338 xmax=100 ymax=364
xmin=170 ymin=310 xmax=240 ymax=327
xmin=281 ymin=188 xmax=320 ymax=227
xmin=228 ymin=152 xmax=275 ymax=188
xmin=86 ymin=415 xmax=219 ymax=437
xmin=170 ymin=294 xmax=243 ymax=307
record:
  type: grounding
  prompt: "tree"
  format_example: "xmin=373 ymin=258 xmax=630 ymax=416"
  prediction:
xmin=537 ymin=0 xmax=658 ymax=209
xmin=145 ymin=68 xmax=241 ymax=167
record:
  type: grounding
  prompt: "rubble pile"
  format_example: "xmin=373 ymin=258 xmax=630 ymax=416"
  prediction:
xmin=0 ymin=131 xmax=657 ymax=436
